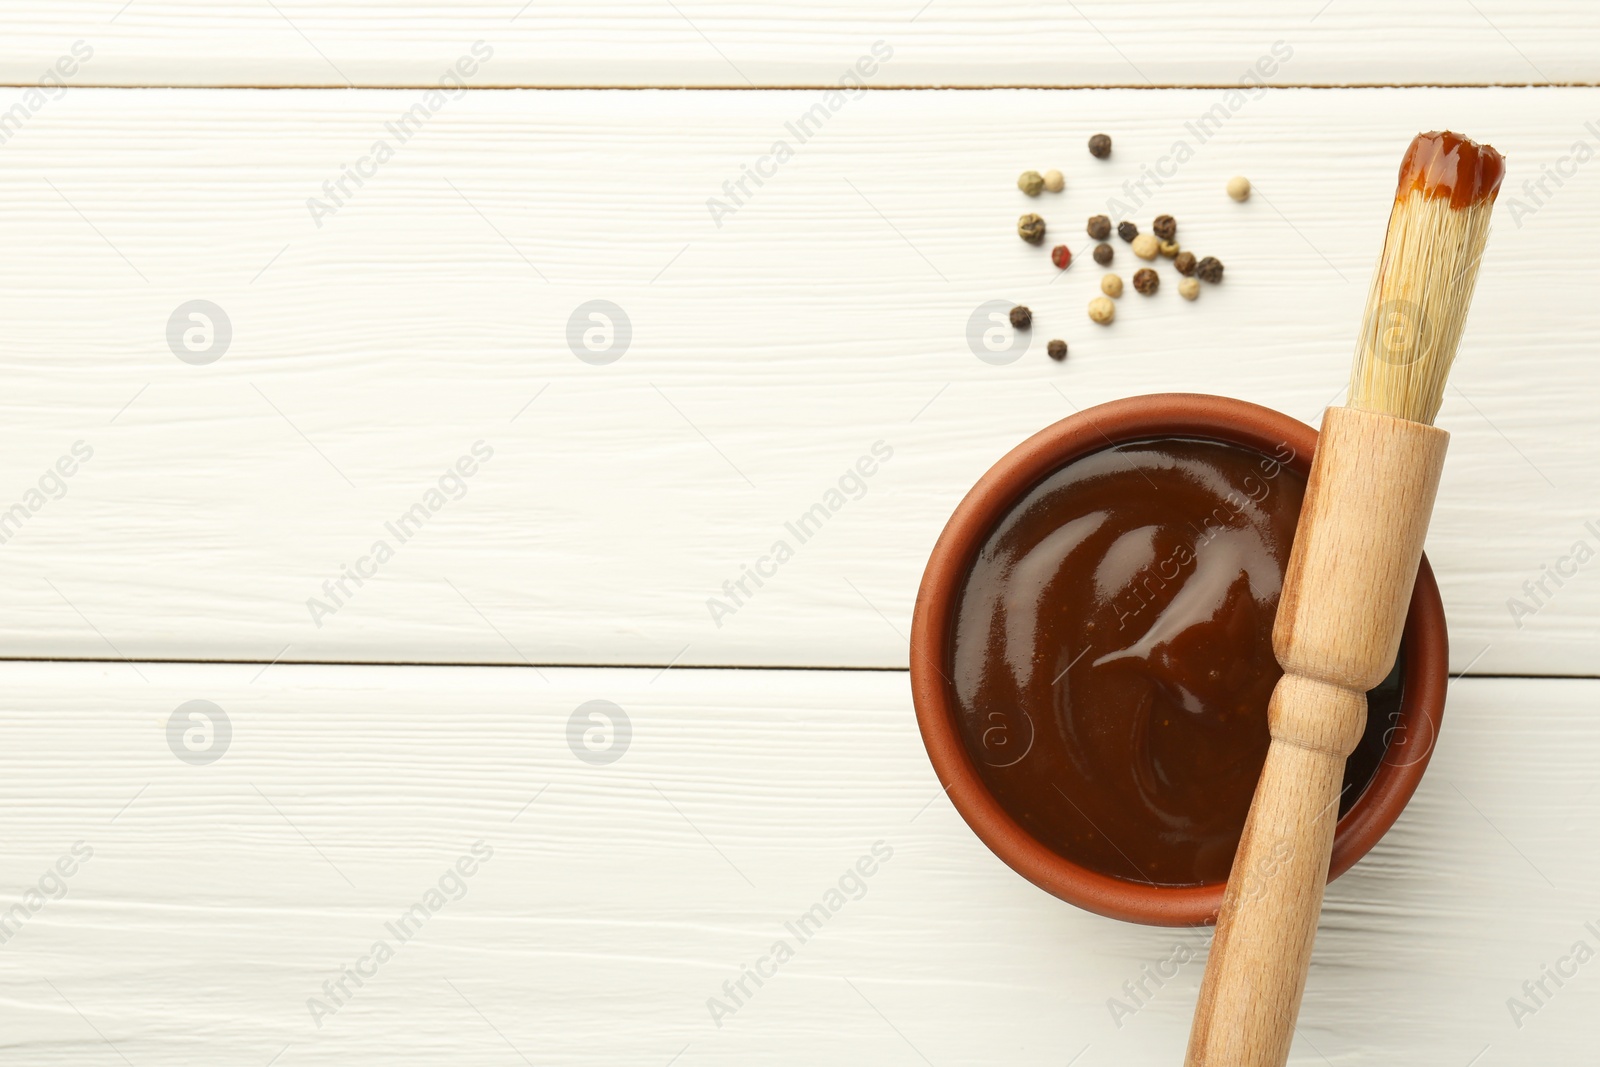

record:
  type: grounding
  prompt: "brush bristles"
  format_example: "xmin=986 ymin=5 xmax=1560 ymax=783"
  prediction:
xmin=1347 ymin=192 xmax=1494 ymax=425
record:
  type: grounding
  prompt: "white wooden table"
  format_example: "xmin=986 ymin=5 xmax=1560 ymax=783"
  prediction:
xmin=0 ymin=5 xmax=1594 ymax=1064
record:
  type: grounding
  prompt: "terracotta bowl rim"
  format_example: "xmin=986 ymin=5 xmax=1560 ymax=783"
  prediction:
xmin=909 ymin=392 xmax=1448 ymax=927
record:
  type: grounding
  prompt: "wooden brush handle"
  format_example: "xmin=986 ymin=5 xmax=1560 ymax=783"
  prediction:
xmin=1186 ymin=406 xmax=1449 ymax=1067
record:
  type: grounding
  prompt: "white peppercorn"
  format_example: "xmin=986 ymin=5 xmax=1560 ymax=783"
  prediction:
xmin=1100 ymin=273 xmax=1123 ymax=298
xmin=1179 ymin=277 xmax=1200 ymax=301
xmin=1043 ymin=169 xmax=1064 ymax=193
xmin=1132 ymin=233 xmax=1159 ymax=261
xmin=1227 ymin=175 xmax=1251 ymax=201
xmin=1088 ymin=296 xmax=1115 ymax=324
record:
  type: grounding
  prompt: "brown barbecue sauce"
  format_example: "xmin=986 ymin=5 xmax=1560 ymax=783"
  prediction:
xmin=1396 ymin=130 xmax=1505 ymax=210
xmin=951 ymin=438 xmax=1400 ymax=887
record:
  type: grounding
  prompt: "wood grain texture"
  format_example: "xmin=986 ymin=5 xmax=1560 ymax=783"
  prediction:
xmin=0 ymin=663 xmax=1590 ymax=1065
xmin=0 ymin=87 xmax=1594 ymax=673
xmin=1276 ymin=408 xmax=1450 ymax=688
xmin=1187 ymin=733 xmax=1348 ymax=1067
xmin=1192 ymin=410 xmax=1449 ymax=1065
xmin=0 ymin=2 xmax=1595 ymax=87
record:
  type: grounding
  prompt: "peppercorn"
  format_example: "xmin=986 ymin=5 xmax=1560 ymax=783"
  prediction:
xmin=1018 ymin=170 xmax=1045 ymax=196
xmin=1227 ymin=175 xmax=1252 ymax=202
xmin=1092 ymin=242 xmax=1113 ymax=266
xmin=1100 ymin=273 xmax=1123 ymax=298
xmin=1153 ymin=214 xmax=1177 ymax=241
xmin=1018 ymin=213 xmax=1046 ymax=244
xmin=1159 ymin=239 xmax=1180 ymax=258
xmin=1173 ymin=251 xmax=1197 ymax=276
xmin=1197 ymin=256 xmax=1224 ymax=283
xmin=1117 ymin=220 xmax=1138 ymax=243
xmin=1088 ymin=133 xmax=1112 ymax=159
xmin=1051 ymin=244 xmax=1072 ymax=269
xmin=1088 ymin=296 xmax=1115 ymax=324
xmin=1131 ymin=233 xmax=1159 ymax=261
xmin=1178 ymin=277 xmax=1200 ymax=301
xmin=1047 ymin=339 xmax=1068 ymax=361
xmin=1087 ymin=215 xmax=1111 ymax=241
xmin=1043 ymin=169 xmax=1065 ymax=193
xmin=1133 ymin=268 xmax=1159 ymax=295
xmin=1010 ymin=304 xmax=1032 ymax=329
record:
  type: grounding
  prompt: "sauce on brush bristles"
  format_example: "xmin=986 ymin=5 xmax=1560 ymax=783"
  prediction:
xmin=1348 ymin=131 xmax=1505 ymax=425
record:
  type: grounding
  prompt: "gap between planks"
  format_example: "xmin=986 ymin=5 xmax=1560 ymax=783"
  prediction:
xmin=0 ymin=656 xmax=1586 ymax=681
xmin=0 ymin=81 xmax=1591 ymax=91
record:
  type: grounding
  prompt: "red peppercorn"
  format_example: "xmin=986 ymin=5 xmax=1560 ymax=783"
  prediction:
xmin=1051 ymin=244 xmax=1072 ymax=269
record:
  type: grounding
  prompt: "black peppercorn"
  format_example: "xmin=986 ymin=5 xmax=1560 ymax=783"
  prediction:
xmin=1117 ymin=220 xmax=1138 ymax=243
xmin=1092 ymin=242 xmax=1113 ymax=266
xmin=1173 ymin=250 xmax=1197 ymax=276
xmin=1196 ymin=256 xmax=1224 ymax=283
xmin=1047 ymin=339 xmax=1067 ymax=361
xmin=1010 ymin=304 xmax=1032 ymax=329
xmin=1018 ymin=213 xmax=1046 ymax=245
xmin=1088 ymin=133 xmax=1112 ymax=159
xmin=1087 ymin=215 xmax=1111 ymax=241
xmin=1153 ymin=214 xmax=1177 ymax=241
xmin=1133 ymin=268 xmax=1159 ymax=295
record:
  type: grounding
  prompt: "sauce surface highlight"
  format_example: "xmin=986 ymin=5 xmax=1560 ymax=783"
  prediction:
xmin=951 ymin=438 xmax=1398 ymax=886
xmin=1396 ymin=130 xmax=1505 ymax=210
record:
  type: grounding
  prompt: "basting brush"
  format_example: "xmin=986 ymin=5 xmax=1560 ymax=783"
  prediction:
xmin=1185 ymin=131 xmax=1505 ymax=1067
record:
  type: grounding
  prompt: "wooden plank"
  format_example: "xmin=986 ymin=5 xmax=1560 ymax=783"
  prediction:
xmin=0 ymin=2 xmax=1596 ymax=88
xmin=0 ymin=87 xmax=1593 ymax=674
xmin=0 ymin=663 xmax=1587 ymax=1063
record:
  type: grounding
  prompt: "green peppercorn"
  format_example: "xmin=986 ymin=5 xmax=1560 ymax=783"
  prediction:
xmin=1018 ymin=213 xmax=1046 ymax=244
xmin=1087 ymin=215 xmax=1111 ymax=241
xmin=1092 ymin=242 xmax=1113 ymax=266
xmin=1018 ymin=170 xmax=1045 ymax=196
xmin=1197 ymin=256 xmax=1224 ymax=283
xmin=1010 ymin=304 xmax=1032 ymax=329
